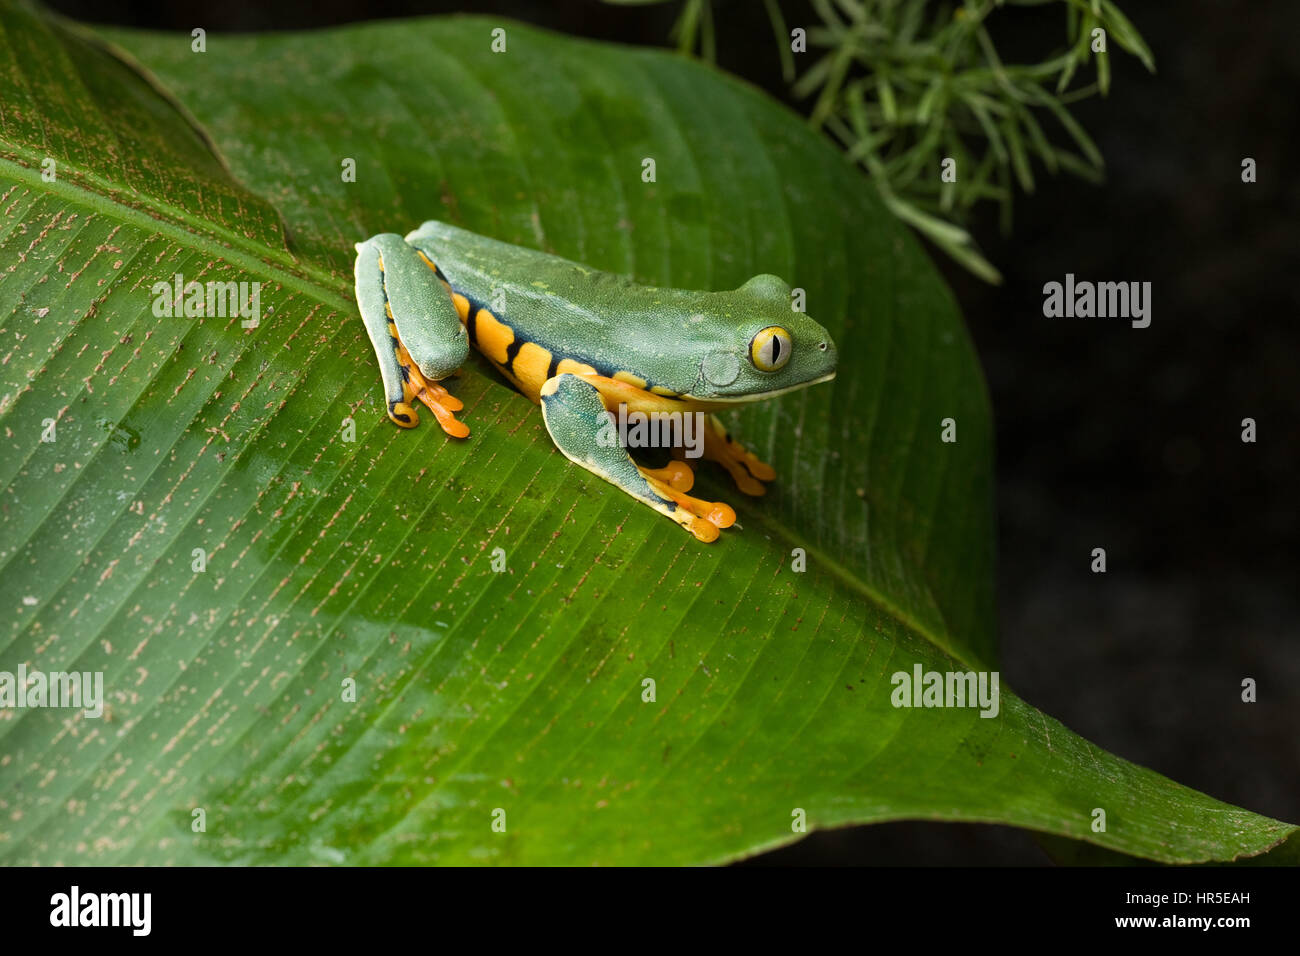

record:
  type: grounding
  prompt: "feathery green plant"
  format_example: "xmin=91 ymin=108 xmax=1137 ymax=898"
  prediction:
xmin=608 ymin=0 xmax=1155 ymax=283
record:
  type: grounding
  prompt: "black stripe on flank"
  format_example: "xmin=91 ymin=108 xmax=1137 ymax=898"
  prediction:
xmin=504 ymin=337 xmax=525 ymax=371
xmin=466 ymin=303 xmax=480 ymax=346
xmin=453 ymin=292 xmax=685 ymax=399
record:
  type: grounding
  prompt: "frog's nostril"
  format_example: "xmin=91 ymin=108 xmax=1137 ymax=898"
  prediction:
xmin=818 ymin=341 xmax=828 ymax=351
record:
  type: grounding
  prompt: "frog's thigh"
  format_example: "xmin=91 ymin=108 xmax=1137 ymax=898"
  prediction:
xmin=379 ymin=240 xmax=469 ymax=382
xmin=539 ymin=374 xmax=736 ymax=542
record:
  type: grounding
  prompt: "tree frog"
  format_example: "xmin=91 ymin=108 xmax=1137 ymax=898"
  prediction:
xmin=353 ymin=220 xmax=838 ymax=542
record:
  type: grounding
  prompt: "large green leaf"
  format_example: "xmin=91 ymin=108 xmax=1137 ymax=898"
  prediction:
xmin=0 ymin=0 xmax=1292 ymax=864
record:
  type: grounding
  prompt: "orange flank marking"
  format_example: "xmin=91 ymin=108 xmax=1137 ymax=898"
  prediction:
xmin=475 ymin=308 xmax=514 ymax=364
xmin=510 ymin=342 xmax=553 ymax=400
xmin=451 ymin=292 xmax=471 ymax=320
xmin=556 ymin=358 xmax=597 ymax=377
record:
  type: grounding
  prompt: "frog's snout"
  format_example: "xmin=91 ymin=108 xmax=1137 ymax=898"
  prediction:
xmin=818 ymin=337 xmax=839 ymax=371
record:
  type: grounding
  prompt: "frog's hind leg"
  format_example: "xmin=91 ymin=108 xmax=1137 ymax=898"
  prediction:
xmin=354 ymin=234 xmax=470 ymax=438
xmin=540 ymin=374 xmax=735 ymax=542
xmin=688 ymin=414 xmax=777 ymax=496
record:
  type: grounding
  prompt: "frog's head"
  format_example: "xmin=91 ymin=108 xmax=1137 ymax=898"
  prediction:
xmin=688 ymin=274 xmax=838 ymax=402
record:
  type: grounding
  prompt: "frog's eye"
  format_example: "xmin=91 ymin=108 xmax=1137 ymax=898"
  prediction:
xmin=749 ymin=326 xmax=792 ymax=372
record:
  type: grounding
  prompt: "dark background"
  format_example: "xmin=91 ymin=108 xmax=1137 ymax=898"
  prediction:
xmin=46 ymin=0 xmax=1299 ymax=864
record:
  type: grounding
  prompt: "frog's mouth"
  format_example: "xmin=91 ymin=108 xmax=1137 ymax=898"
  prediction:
xmin=684 ymin=370 xmax=836 ymax=403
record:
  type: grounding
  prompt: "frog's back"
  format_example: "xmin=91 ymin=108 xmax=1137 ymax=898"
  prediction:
xmin=403 ymin=220 xmax=717 ymax=403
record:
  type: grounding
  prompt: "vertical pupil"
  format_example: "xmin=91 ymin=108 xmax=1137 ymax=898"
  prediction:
xmin=770 ymin=336 xmax=782 ymax=364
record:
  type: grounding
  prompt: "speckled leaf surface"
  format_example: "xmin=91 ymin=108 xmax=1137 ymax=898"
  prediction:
xmin=0 ymin=1 xmax=1293 ymax=864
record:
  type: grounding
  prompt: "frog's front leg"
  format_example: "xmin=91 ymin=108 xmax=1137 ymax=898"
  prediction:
xmin=354 ymin=234 xmax=470 ymax=437
xmin=539 ymin=374 xmax=736 ymax=542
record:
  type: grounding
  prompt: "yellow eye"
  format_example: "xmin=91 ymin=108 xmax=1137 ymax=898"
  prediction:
xmin=749 ymin=326 xmax=792 ymax=371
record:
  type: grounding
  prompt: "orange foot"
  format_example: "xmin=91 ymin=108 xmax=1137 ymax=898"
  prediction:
xmin=691 ymin=416 xmax=776 ymax=496
xmin=389 ymin=342 xmax=470 ymax=438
